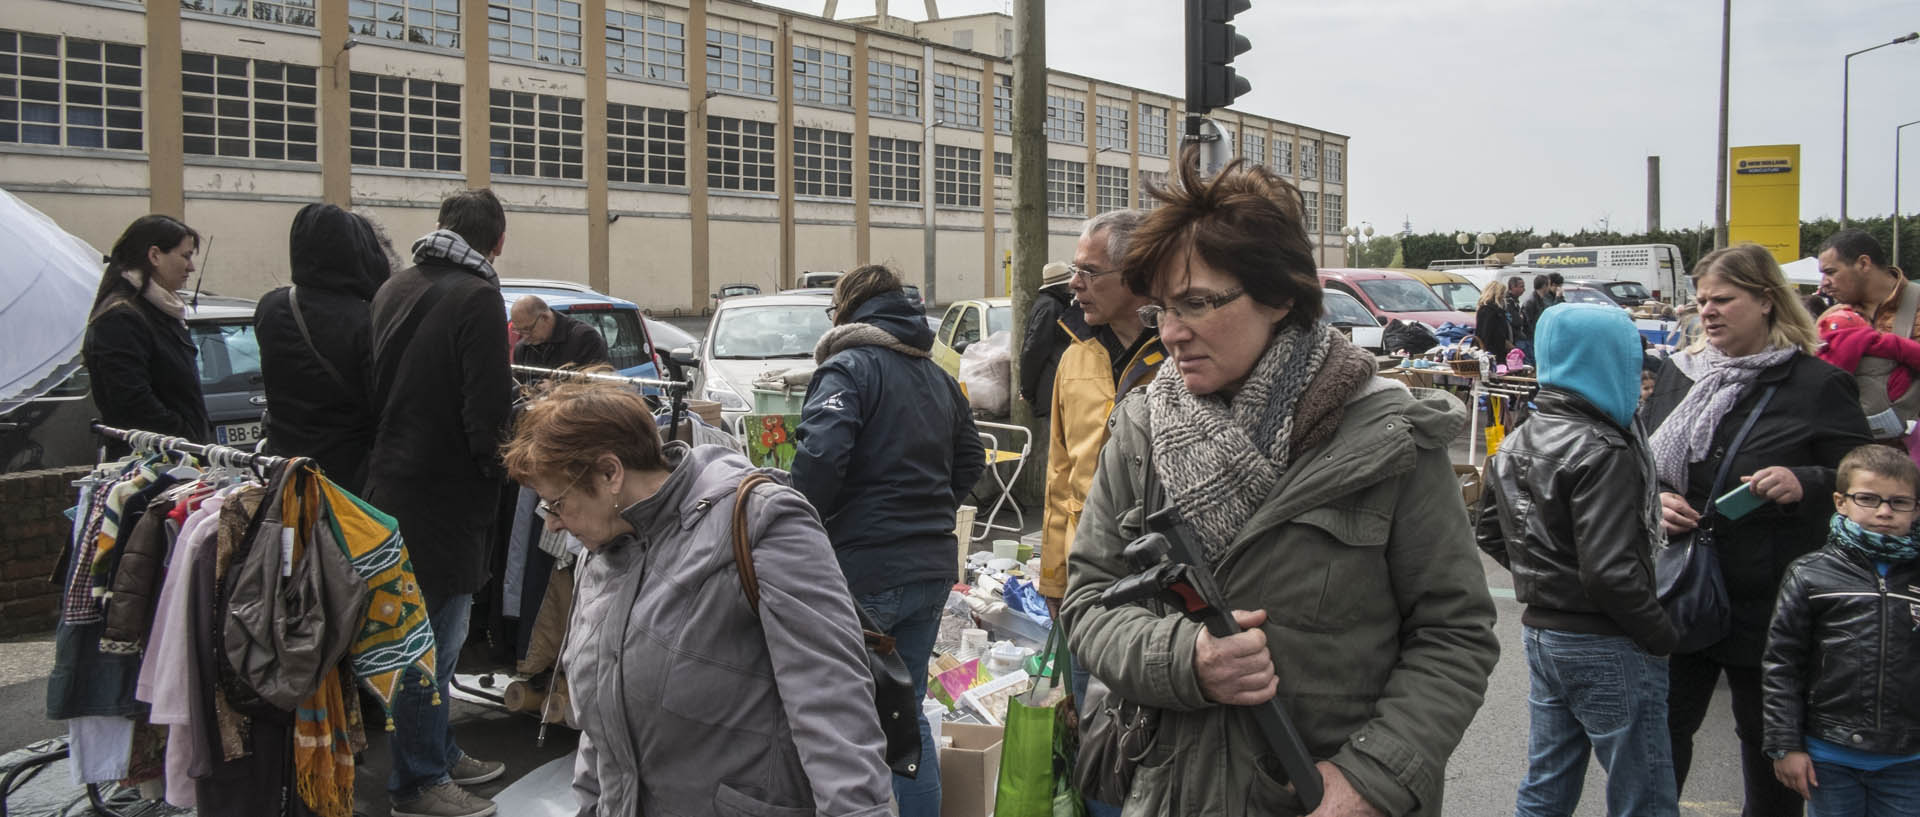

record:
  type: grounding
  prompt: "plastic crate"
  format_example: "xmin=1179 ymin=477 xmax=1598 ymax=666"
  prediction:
xmin=751 ymin=387 xmax=806 ymax=415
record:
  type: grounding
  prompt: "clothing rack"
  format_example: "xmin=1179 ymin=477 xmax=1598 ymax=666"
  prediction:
xmin=89 ymin=422 xmax=286 ymax=472
xmin=1468 ymin=377 xmax=1540 ymax=469
xmin=511 ymin=364 xmax=695 ymax=444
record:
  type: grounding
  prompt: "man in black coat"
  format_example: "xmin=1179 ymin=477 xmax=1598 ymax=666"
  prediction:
xmin=1019 ymin=263 xmax=1076 ymax=418
xmin=255 ymin=203 xmax=389 ymax=493
xmin=510 ymin=295 xmax=609 ymax=371
xmin=364 ymin=189 xmax=515 ymax=817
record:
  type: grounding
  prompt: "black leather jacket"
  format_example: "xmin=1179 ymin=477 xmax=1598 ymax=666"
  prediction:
xmin=1762 ymin=546 xmax=1920 ymax=757
xmin=1477 ymin=388 xmax=1679 ymax=655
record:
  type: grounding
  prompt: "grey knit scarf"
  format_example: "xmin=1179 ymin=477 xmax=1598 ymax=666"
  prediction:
xmin=411 ymin=229 xmax=498 ymax=284
xmin=1148 ymin=322 xmax=1329 ymax=561
xmin=1648 ymin=344 xmax=1795 ymax=493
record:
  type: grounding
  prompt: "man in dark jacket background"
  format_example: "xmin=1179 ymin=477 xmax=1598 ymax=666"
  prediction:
xmin=255 ymin=203 xmax=390 ymax=493
xmin=509 ymin=295 xmax=608 ymax=371
xmin=1478 ymin=303 xmax=1680 ymax=817
xmin=1020 ymin=262 xmax=1076 ymax=418
xmin=364 ymin=189 xmax=515 ymax=817
xmin=791 ymin=265 xmax=985 ymax=817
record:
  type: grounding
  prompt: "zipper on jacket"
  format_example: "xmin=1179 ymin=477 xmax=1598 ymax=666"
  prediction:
xmin=1878 ymin=573 xmax=1889 ymax=733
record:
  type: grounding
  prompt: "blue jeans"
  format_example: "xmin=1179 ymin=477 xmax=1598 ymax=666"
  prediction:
xmin=1516 ymin=627 xmax=1678 ymax=817
xmin=859 ymin=579 xmax=950 ymax=817
xmin=1810 ymin=758 xmax=1920 ymax=817
xmin=389 ymin=592 xmax=473 ymax=799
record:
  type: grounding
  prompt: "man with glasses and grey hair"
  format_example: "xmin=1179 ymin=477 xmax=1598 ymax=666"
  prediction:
xmin=1040 ymin=209 xmax=1163 ymax=816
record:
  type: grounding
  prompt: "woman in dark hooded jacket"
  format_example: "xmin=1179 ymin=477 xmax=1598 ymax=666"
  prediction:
xmin=83 ymin=214 xmax=208 ymax=446
xmin=254 ymin=204 xmax=392 ymax=492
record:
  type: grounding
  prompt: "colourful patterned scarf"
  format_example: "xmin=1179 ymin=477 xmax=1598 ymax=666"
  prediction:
xmin=293 ymin=666 xmax=363 ymax=817
xmin=315 ymin=474 xmax=438 ymax=723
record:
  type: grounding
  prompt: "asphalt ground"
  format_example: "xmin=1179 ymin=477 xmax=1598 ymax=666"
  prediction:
xmin=0 ymin=375 xmax=1758 ymax=816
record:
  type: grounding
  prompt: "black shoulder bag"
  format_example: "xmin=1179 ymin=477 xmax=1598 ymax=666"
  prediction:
xmin=730 ymin=472 xmax=923 ymax=778
xmin=1654 ymin=383 xmax=1778 ymax=654
xmin=1071 ymin=452 xmax=1166 ymax=804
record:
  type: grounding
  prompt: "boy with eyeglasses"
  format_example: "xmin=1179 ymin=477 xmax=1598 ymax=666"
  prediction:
xmin=1762 ymin=443 xmax=1920 ymax=816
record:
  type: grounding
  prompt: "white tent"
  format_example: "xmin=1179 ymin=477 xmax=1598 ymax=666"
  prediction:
xmin=1781 ymin=256 xmax=1822 ymax=287
xmin=0 ymin=188 xmax=102 ymax=414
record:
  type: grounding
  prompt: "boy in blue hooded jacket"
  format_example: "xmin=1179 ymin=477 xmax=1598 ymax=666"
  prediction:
xmin=1477 ymin=303 xmax=1682 ymax=817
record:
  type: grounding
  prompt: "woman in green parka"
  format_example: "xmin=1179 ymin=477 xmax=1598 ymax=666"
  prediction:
xmin=1060 ymin=155 xmax=1500 ymax=817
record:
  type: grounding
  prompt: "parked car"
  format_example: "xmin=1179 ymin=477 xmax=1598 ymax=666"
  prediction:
xmin=1398 ymin=268 xmax=1479 ymax=313
xmin=1559 ymin=282 xmax=1624 ymax=309
xmin=644 ymin=317 xmax=699 ymax=357
xmin=1 ymin=294 xmax=266 ymax=473
xmin=1321 ymin=288 xmax=1386 ymax=352
xmin=685 ymin=291 xmax=836 ymax=425
xmin=797 ymin=270 xmax=844 ymax=290
xmin=713 ymin=283 xmax=762 ymax=301
xmin=931 ymin=297 xmax=1013 ymax=377
xmin=1573 ymin=279 xmax=1655 ymax=308
xmin=1318 ymin=268 xmax=1469 ymax=332
xmin=499 ymin=278 xmax=663 ymax=381
xmin=902 ymin=283 xmax=926 ymax=313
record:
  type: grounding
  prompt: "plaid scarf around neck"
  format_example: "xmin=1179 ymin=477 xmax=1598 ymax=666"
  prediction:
xmin=411 ymin=229 xmax=498 ymax=283
xmin=1147 ymin=322 xmax=1329 ymax=561
xmin=1830 ymin=513 xmax=1920 ymax=564
xmin=1648 ymin=344 xmax=1795 ymax=494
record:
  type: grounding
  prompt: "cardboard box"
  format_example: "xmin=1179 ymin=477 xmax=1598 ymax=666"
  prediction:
xmin=939 ymin=721 xmax=1004 ymax=817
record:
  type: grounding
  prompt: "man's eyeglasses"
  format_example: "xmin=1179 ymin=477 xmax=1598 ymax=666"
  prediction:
xmin=536 ymin=468 xmax=591 ymax=518
xmin=1843 ymin=492 xmax=1919 ymax=513
xmin=511 ymin=312 xmax=547 ymax=336
xmin=1066 ymin=263 xmax=1112 ymax=282
xmin=1137 ymin=288 xmax=1247 ymax=329
xmin=824 ymin=304 xmax=840 ymax=320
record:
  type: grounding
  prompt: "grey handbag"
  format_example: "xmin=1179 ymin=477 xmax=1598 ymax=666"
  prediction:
xmin=223 ymin=461 xmax=371 ymax=711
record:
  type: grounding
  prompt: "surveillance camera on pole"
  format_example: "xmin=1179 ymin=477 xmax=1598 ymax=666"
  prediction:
xmin=1185 ymin=0 xmax=1252 ymax=143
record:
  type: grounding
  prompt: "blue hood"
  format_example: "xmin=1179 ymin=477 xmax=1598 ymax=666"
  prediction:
xmin=848 ymin=291 xmax=934 ymax=352
xmin=1536 ymin=303 xmax=1641 ymax=427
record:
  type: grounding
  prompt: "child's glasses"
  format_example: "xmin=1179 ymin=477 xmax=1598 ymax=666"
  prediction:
xmin=1843 ymin=492 xmax=1919 ymax=513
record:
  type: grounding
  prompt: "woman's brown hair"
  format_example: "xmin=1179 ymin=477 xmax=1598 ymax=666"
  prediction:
xmin=1121 ymin=150 xmax=1322 ymax=330
xmin=502 ymin=374 xmax=669 ymax=485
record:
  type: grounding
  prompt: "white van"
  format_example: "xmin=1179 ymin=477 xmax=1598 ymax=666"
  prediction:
xmin=1510 ymin=244 xmax=1692 ymax=304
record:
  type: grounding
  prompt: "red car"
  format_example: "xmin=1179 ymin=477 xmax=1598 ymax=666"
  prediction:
xmin=1318 ymin=268 xmax=1470 ymax=331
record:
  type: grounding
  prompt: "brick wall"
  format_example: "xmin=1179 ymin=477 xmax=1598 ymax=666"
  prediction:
xmin=0 ymin=466 xmax=88 ymax=637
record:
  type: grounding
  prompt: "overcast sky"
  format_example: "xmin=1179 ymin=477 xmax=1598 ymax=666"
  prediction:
xmin=759 ymin=0 xmax=1919 ymax=235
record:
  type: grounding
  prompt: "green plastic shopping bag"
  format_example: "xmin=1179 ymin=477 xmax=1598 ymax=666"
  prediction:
xmin=993 ymin=626 xmax=1086 ymax=817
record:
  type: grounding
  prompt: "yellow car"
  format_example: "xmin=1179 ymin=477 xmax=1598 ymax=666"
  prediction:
xmin=1398 ymin=268 xmax=1479 ymax=313
xmin=931 ymin=297 xmax=1013 ymax=377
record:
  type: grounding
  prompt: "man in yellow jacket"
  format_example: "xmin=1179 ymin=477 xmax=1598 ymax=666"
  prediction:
xmin=1040 ymin=210 xmax=1165 ymax=611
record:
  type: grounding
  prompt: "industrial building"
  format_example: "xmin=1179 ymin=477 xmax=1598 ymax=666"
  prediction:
xmin=1 ymin=0 xmax=1349 ymax=311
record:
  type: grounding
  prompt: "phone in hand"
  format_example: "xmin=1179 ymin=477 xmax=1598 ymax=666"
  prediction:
xmin=1715 ymin=482 xmax=1767 ymax=520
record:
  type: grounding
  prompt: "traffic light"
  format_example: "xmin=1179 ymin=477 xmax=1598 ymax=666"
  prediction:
xmin=1186 ymin=0 xmax=1253 ymax=117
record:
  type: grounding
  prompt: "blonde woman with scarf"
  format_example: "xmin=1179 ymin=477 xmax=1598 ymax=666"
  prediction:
xmin=83 ymin=214 xmax=209 ymax=447
xmin=1643 ymin=242 xmax=1872 ymax=817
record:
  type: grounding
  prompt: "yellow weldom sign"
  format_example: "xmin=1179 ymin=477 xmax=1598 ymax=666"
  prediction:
xmin=1729 ymin=145 xmax=1801 ymax=264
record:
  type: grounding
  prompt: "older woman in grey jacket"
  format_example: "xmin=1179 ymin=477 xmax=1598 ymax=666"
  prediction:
xmin=503 ymin=378 xmax=892 ymax=817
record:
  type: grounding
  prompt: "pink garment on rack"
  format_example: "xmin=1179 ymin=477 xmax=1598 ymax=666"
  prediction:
xmin=135 ymin=490 xmax=224 ymax=808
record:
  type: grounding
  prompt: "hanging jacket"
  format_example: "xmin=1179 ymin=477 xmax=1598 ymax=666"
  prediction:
xmin=256 ymin=203 xmax=390 ymax=493
xmin=84 ymin=289 xmax=210 ymax=445
xmin=1039 ymin=311 xmax=1164 ymax=599
xmin=1762 ymin=545 xmax=1920 ymax=757
xmin=1642 ymin=352 xmax=1872 ymax=666
xmin=564 ymin=443 xmax=892 ymax=817
xmin=790 ymin=291 xmax=986 ymax=598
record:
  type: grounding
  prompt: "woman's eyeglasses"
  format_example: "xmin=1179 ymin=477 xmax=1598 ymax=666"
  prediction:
xmin=1137 ymin=288 xmax=1246 ymax=329
xmin=536 ymin=469 xmax=591 ymax=518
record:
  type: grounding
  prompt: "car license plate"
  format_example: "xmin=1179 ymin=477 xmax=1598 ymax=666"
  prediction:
xmin=216 ymin=421 xmax=263 ymax=447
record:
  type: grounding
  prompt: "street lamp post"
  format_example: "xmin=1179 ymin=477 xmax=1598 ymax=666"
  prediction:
xmin=1343 ymin=223 xmax=1374 ymax=266
xmin=921 ymin=118 xmax=944 ymax=307
xmin=1456 ymin=231 xmax=1495 ymax=263
xmin=1841 ymin=32 xmax=1919 ymax=227
xmin=1898 ymin=118 xmax=1920 ymax=268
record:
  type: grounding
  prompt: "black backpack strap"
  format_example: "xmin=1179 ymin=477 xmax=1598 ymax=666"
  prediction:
xmin=287 ymin=286 xmax=352 ymax=394
xmin=1703 ymin=383 xmax=1779 ymax=524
